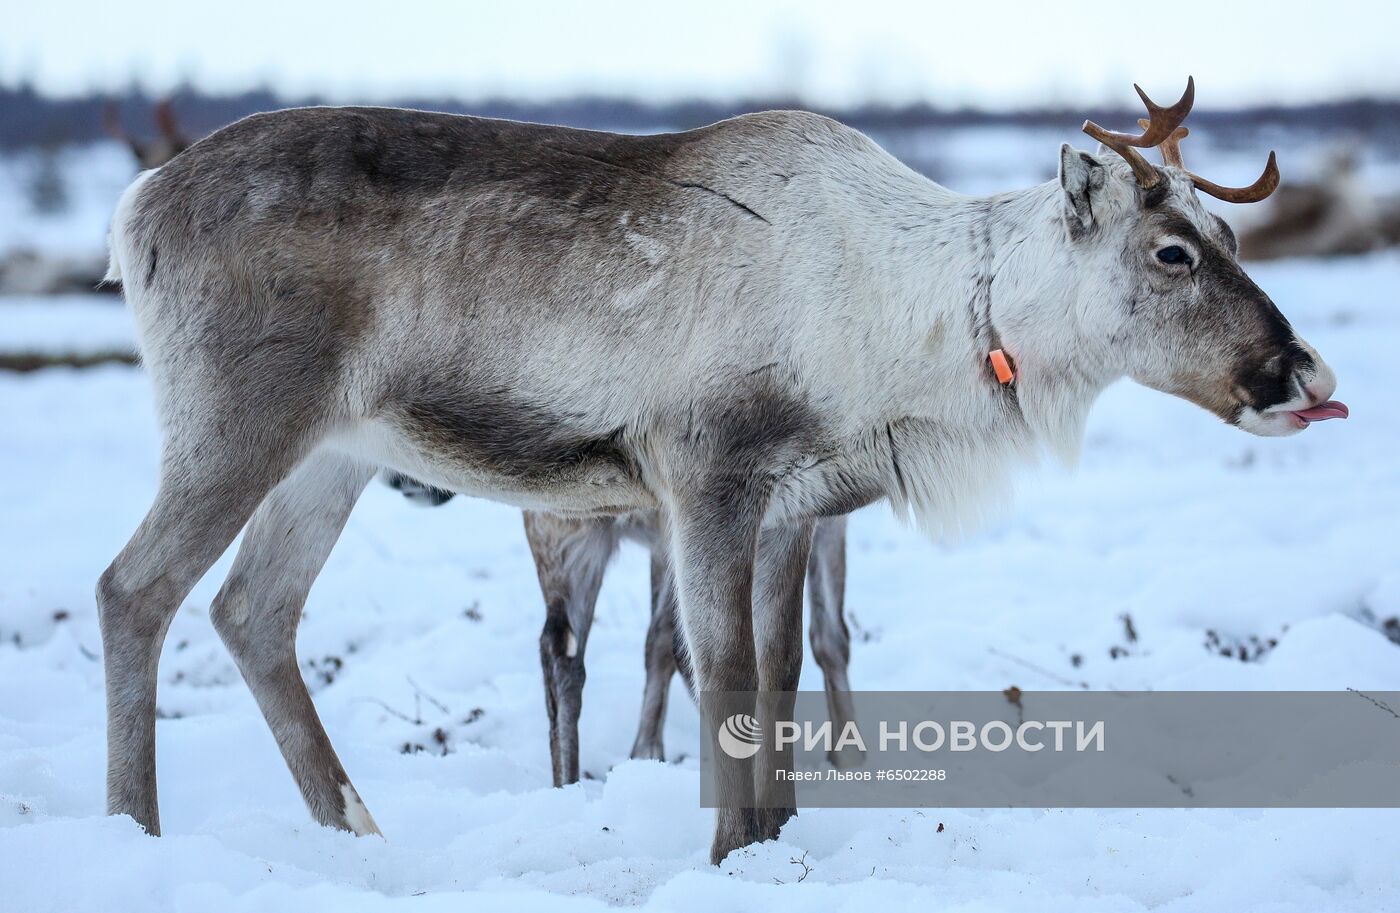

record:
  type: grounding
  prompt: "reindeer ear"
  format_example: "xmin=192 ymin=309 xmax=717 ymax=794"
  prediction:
xmin=1059 ymin=144 xmax=1105 ymax=235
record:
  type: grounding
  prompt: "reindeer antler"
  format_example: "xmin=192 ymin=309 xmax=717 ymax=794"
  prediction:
xmin=1137 ymin=120 xmax=1188 ymax=167
xmin=1185 ymin=152 xmax=1279 ymax=203
xmin=1135 ymin=116 xmax=1278 ymax=204
xmin=1088 ymin=77 xmax=1279 ymax=204
xmin=153 ymin=100 xmax=183 ymax=145
xmin=1082 ymin=77 xmax=1195 ymax=189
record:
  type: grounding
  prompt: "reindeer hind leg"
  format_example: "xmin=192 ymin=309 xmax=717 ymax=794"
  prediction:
xmin=210 ymin=448 xmax=378 ymax=833
xmin=98 ymin=395 xmax=319 ymax=834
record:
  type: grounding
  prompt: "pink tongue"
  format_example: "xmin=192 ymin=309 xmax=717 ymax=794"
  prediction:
xmin=1292 ymin=400 xmax=1350 ymax=422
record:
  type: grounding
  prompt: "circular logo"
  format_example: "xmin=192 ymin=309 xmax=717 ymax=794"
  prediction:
xmin=717 ymin=713 xmax=763 ymax=759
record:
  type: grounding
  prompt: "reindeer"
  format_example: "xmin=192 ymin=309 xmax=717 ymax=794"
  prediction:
xmin=385 ymin=471 xmax=858 ymax=785
xmin=104 ymin=100 xmax=189 ymax=170
xmin=1236 ymin=149 xmax=1399 ymax=260
xmin=98 ymin=77 xmax=1346 ymax=864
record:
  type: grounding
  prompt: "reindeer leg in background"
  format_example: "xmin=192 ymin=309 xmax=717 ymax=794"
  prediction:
xmin=630 ymin=544 xmax=679 ymax=761
xmin=524 ymin=511 xmax=618 ymax=786
xmin=807 ymin=515 xmax=862 ymax=768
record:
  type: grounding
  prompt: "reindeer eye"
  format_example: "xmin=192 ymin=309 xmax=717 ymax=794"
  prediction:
xmin=1157 ymin=245 xmax=1190 ymax=265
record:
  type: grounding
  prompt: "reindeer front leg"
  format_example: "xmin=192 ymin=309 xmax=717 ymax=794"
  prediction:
xmin=667 ymin=483 xmax=766 ymax=865
xmin=751 ymin=520 xmax=814 ymax=840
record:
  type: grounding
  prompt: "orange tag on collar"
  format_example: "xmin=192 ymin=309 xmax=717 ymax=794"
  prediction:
xmin=989 ymin=348 xmax=1015 ymax=384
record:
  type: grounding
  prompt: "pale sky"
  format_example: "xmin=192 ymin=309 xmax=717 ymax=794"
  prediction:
xmin=6 ymin=0 xmax=1399 ymax=107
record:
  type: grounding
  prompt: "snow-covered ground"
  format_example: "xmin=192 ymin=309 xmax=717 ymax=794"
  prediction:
xmin=0 ymin=295 xmax=135 ymax=359
xmin=2 ymin=141 xmax=1400 ymax=910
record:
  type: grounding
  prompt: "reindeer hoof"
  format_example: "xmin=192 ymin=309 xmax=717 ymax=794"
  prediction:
xmin=709 ymin=806 xmax=796 ymax=864
xmin=757 ymin=805 xmax=796 ymax=841
xmin=710 ymin=807 xmax=763 ymax=865
xmin=628 ymin=741 xmax=665 ymax=762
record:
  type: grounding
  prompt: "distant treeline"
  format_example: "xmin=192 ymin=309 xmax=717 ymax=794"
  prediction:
xmin=6 ymin=82 xmax=1400 ymax=149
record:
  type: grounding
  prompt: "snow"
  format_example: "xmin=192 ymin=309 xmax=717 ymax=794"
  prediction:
xmin=2 ymin=145 xmax=1400 ymax=910
xmin=0 ymin=295 xmax=135 ymax=357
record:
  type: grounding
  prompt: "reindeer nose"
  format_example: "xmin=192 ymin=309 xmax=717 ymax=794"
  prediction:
xmin=1301 ymin=362 xmax=1337 ymax=406
xmin=1292 ymin=336 xmax=1337 ymax=406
